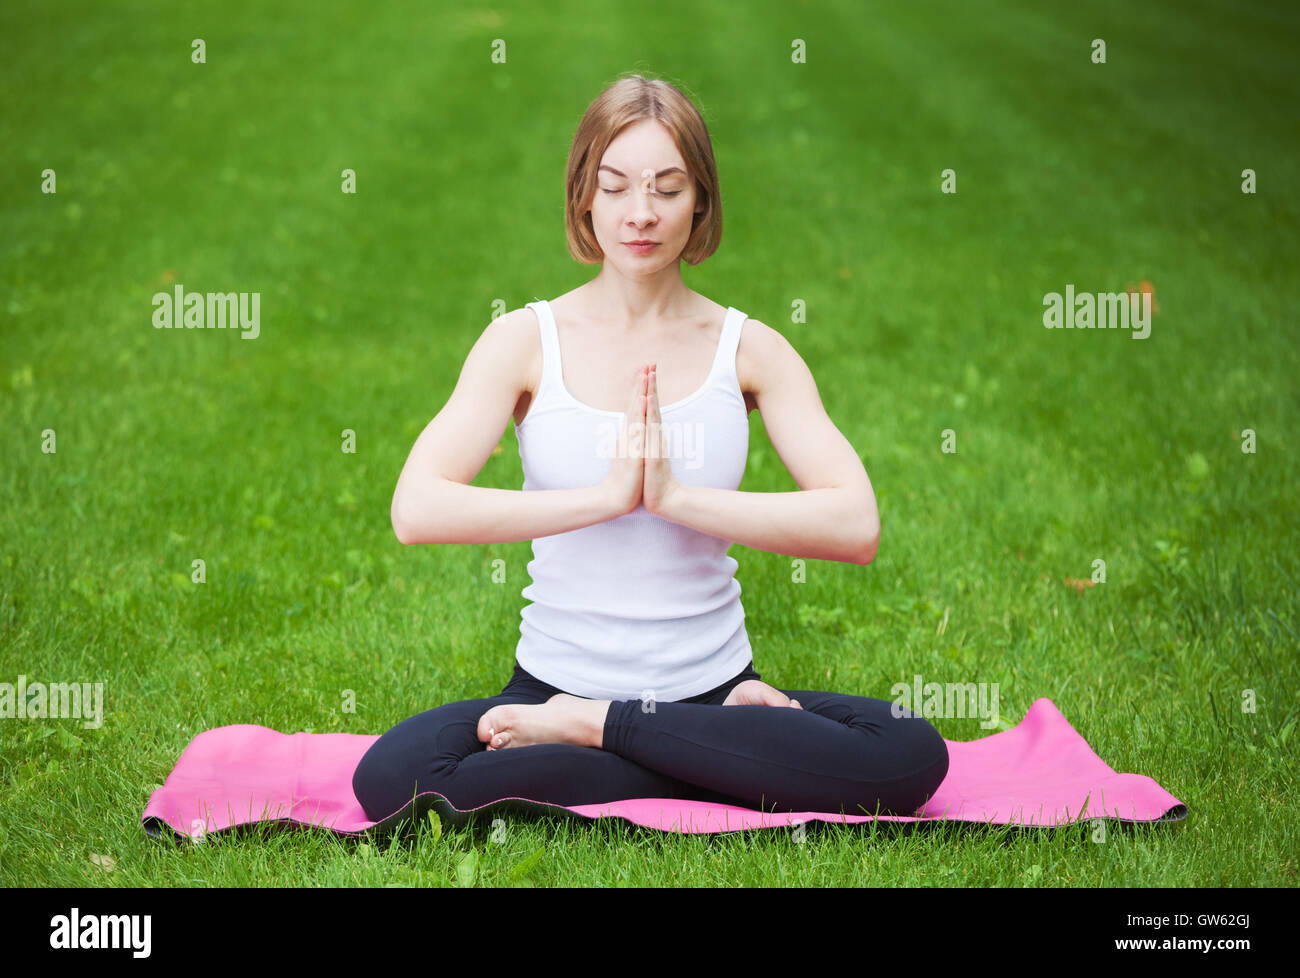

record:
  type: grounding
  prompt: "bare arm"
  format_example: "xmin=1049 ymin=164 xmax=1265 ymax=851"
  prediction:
xmin=659 ymin=321 xmax=879 ymax=565
xmin=391 ymin=310 xmax=623 ymax=545
xmin=663 ymin=484 xmax=874 ymax=564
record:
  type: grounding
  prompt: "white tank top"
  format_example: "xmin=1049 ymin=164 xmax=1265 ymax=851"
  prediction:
xmin=512 ymin=298 xmax=754 ymax=702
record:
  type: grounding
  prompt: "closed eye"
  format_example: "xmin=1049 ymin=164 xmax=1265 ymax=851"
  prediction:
xmin=601 ymin=189 xmax=681 ymax=197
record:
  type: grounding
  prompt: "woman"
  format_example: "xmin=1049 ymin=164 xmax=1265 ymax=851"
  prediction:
xmin=351 ymin=73 xmax=949 ymax=825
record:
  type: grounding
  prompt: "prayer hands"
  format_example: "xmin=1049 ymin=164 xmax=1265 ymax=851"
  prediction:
xmin=640 ymin=364 xmax=681 ymax=517
xmin=603 ymin=363 xmax=682 ymax=518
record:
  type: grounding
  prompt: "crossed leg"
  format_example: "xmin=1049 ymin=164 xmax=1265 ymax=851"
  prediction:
xmin=351 ymin=676 xmax=949 ymax=823
xmin=351 ymin=687 xmax=748 ymax=822
xmin=595 ymin=688 xmax=949 ymax=814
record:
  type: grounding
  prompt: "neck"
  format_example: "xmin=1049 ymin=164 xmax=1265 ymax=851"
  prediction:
xmin=585 ymin=263 xmax=693 ymax=329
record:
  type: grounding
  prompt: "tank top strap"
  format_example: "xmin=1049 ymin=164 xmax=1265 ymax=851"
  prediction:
xmin=715 ymin=307 xmax=747 ymax=387
xmin=525 ymin=300 xmax=563 ymax=399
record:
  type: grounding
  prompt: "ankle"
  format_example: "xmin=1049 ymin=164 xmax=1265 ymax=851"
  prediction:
xmin=587 ymin=700 xmax=612 ymax=750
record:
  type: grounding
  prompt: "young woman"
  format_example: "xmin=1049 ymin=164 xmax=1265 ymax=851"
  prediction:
xmin=351 ymin=74 xmax=949 ymax=824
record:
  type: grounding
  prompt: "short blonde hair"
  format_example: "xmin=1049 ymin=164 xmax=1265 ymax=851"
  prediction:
xmin=565 ymin=73 xmax=723 ymax=266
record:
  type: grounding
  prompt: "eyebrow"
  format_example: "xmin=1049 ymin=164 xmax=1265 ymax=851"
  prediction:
xmin=598 ymin=165 xmax=687 ymax=178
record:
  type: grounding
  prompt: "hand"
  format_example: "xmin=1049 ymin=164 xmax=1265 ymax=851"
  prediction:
xmin=603 ymin=365 xmax=648 ymax=517
xmin=722 ymin=679 xmax=803 ymax=709
xmin=641 ymin=364 xmax=684 ymax=517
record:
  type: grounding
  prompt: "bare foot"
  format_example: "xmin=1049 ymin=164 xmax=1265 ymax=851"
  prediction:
xmin=722 ymin=679 xmax=802 ymax=710
xmin=478 ymin=693 xmax=610 ymax=751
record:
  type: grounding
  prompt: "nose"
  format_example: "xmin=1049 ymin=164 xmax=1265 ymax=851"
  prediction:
xmin=629 ymin=167 xmax=658 ymax=224
xmin=629 ymin=193 xmax=657 ymax=227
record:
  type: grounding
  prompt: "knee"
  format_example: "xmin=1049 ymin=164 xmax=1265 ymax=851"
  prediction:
xmin=351 ymin=736 xmax=402 ymax=823
xmin=352 ymin=727 xmax=445 ymax=824
xmin=351 ymin=706 xmax=487 ymax=822
xmin=917 ymin=720 xmax=949 ymax=794
xmin=857 ymin=710 xmax=948 ymax=814
xmin=894 ymin=713 xmax=949 ymax=806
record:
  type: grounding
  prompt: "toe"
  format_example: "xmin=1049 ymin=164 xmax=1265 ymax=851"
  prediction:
xmin=478 ymin=708 xmax=502 ymax=745
xmin=479 ymin=704 xmax=521 ymax=748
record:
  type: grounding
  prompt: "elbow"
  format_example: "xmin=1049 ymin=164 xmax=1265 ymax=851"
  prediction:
xmin=391 ymin=496 xmax=417 ymax=546
xmin=853 ymin=491 xmax=880 ymax=564
xmin=854 ymin=523 xmax=880 ymax=565
xmin=392 ymin=516 xmax=413 ymax=546
xmin=392 ymin=479 xmax=455 ymax=546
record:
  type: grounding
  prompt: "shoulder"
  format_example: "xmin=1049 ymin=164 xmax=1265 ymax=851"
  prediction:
xmin=490 ymin=304 xmax=541 ymax=336
xmin=736 ymin=316 xmax=800 ymax=396
xmin=477 ymin=306 xmax=541 ymax=397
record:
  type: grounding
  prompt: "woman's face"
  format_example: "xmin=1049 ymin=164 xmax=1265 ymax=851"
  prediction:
xmin=588 ymin=118 xmax=703 ymax=269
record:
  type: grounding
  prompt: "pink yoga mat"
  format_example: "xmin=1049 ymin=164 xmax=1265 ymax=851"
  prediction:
xmin=141 ymin=697 xmax=1186 ymax=839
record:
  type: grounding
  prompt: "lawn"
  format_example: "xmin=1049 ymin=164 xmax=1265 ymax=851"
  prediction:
xmin=1 ymin=0 xmax=1296 ymax=887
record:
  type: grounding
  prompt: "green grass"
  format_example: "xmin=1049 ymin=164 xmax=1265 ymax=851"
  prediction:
xmin=1 ymin=0 xmax=1297 ymax=887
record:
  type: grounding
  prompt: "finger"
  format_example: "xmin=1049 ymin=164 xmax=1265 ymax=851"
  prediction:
xmin=628 ymin=365 xmax=645 ymax=411
xmin=623 ymin=367 xmax=645 ymax=456
xmin=760 ymin=688 xmax=789 ymax=707
xmin=645 ymin=366 xmax=661 ymax=458
xmin=639 ymin=367 xmax=651 ymax=456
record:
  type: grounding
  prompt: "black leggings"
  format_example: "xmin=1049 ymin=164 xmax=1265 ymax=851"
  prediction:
xmin=351 ymin=660 xmax=950 ymax=823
